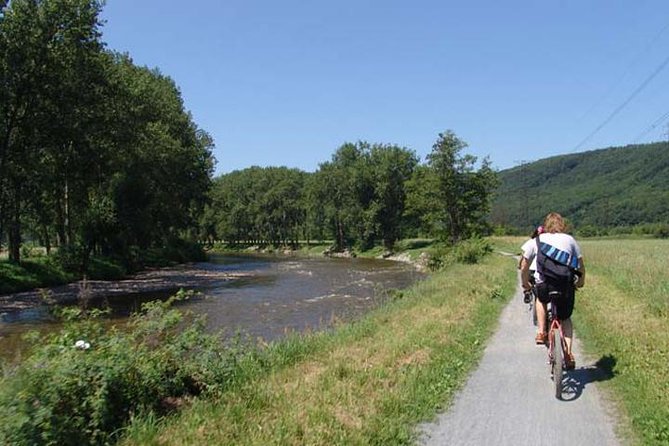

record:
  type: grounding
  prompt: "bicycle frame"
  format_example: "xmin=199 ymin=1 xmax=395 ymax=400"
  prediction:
xmin=546 ymin=291 xmax=568 ymax=399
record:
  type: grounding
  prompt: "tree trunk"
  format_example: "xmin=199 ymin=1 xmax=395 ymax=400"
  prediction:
xmin=55 ymin=192 xmax=67 ymax=246
xmin=8 ymin=198 xmax=21 ymax=263
xmin=42 ymin=224 xmax=51 ymax=255
xmin=64 ymin=178 xmax=72 ymax=245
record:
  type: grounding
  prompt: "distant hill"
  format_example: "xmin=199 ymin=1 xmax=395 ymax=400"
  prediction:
xmin=491 ymin=142 xmax=669 ymax=231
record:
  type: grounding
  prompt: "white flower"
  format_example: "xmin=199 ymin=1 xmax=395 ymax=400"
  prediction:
xmin=74 ymin=340 xmax=91 ymax=350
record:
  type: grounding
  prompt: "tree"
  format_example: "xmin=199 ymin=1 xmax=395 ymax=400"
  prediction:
xmin=407 ymin=131 xmax=497 ymax=243
xmin=0 ymin=0 xmax=106 ymax=262
xmin=0 ymin=1 xmax=215 ymax=268
xmin=367 ymin=144 xmax=418 ymax=250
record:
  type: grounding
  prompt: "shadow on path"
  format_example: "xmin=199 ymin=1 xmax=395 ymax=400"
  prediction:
xmin=561 ymin=354 xmax=618 ymax=402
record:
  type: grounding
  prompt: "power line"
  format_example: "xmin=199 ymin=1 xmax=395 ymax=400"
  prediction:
xmin=633 ymin=108 xmax=669 ymax=143
xmin=572 ymin=52 xmax=669 ymax=152
xmin=578 ymin=21 xmax=669 ymax=123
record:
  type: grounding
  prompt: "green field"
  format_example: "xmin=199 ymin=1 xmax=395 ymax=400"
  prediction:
xmin=576 ymin=238 xmax=669 ymax=445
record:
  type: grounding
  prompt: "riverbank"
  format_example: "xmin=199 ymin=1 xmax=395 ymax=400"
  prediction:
xmin=0 ymin=240 xmax=429 ymax=315
xmin=116 ymin=252 xmax=516 ymax=445
xmin=0 ymin=263 xmax=250 ymax=314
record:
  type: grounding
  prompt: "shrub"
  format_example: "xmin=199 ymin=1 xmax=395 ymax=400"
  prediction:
xmin=654 ymin=224 xmax=669 ymax=239
xmin=426 ymin=244 xmax=455 ymax=271
xmin=87 ymin=257 xmax=126 ymax=280
xmin=575 ymin=225 xmax=600 ymax=238
xmin=0 ymin=292 xmax=251 ymax=446
xmin=426 ymin=238 xmax=493 ymax=270
xmin=452 ymin=237 xmax=493 ymax=264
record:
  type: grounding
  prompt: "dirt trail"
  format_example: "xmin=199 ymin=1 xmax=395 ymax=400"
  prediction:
xmin=419 ymin=274 xmax=621 ymax=445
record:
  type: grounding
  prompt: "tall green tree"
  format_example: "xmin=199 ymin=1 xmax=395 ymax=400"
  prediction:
xmin=312 ymin=143 xmax=368 ymax=250
xmin=367 ymin=144 xmax=418 ymax=250
xmin=407 ymin=131 xmax=497 ymax=243
xmin=1 ymin=0 xmax=215 ymax=268
xmin=0 ymin=0 xmax=106 ymax=262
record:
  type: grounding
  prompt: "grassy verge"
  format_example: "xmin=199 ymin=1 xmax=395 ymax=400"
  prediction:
xmin=574 ymin=239 xmax=669 ymax=445
xmin=119 ymin=252 xmax=516 ymax=445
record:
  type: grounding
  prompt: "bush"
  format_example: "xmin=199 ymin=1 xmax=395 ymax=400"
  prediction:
xmin=426 ymin=238 xmax=493 ymax=271
xmin=87 ymin=257 xmax=126 ymax=280
xmin=452 ymin=237 xmax=493 ymax=264
xmin=0 ymin=292 xmax=251 ymax=446
xmin=143 ymin=239 xmax=207 ymax=268
xmin=426 ymin=244 xmax=455 ymax=271
xmin=0 ymin=257 xmax=74 ymax=294
xmin=53 ymin=244 xmax=89 ymax=274
xmin=575 ymin=225 xmax=601 ymax=238
xmin=654 ymin=224 xmax=669 ymax=239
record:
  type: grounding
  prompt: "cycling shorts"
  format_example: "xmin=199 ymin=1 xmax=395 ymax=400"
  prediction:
xmin=536 ymin=281 xmax=575 ymax=320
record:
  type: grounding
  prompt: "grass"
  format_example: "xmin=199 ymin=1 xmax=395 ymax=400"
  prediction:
xmin=488 ymin=235 xmax=524 ymax=254
xmin=0 ymin=257 xmax=75 ymax=294
xmin=492 ymin=235 xmax=669 ymax=445
xmin=575 ymin=239 xmax=669 ymax=445
xmin=118 ymin=252 xmax=516 ymax=445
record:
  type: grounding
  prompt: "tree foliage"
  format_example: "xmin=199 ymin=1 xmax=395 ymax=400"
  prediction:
xmin=491 ymin=142 xmax=669 ymax=233
xmin=206 ymin=133 xmax=494 ymax=251
xmin=406 ymin=131 xmax=498 ymax=243
xmin=0 ymin=0 xmax=214 ymax=267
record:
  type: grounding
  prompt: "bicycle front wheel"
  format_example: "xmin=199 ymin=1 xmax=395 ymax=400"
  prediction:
xmin=551 ymin=328 xmax=563 ymax=400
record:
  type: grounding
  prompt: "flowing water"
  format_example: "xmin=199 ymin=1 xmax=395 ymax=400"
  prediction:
xmin=0 ymin=254 xmax=423 ymax=362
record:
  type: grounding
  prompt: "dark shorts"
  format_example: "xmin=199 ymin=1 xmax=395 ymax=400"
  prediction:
xmin=536 ymin=281 xmax=575 ymax=320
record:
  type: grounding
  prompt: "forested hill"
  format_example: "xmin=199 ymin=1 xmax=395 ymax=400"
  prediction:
xmin=490 ymin=142 xmax=669 ymax=231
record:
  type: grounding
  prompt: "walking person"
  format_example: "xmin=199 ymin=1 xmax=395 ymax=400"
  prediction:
xmin=519 ymin=212 xmax=585 ymax=369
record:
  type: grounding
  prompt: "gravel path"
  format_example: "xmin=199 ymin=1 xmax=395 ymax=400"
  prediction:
xmin=418 ymin=274 xmax=621 ymax=446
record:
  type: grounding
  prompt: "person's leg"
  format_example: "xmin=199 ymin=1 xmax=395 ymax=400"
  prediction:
xmin=562 ymin=317 xmax=573 ymax=353
xmin=536 ymin=300 xmax=547 ymax=334
xmin=535 ymin=283 xmax=549 ymax=344
xmin=560 ymin=285 xmax=576 ymax=368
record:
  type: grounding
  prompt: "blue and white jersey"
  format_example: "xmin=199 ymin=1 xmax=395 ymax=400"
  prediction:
xmin=522 ymin=232 xmax=582 ymax=284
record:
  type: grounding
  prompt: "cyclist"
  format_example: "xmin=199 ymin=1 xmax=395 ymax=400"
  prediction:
xmin=518 ymin=226 xmax=543 ymax=307
xmin=520 ymin=212 xmax=585 ymax=369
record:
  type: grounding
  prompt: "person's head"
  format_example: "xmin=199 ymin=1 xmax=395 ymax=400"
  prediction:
xmin=543 ymin=212 xmax=567 ymax=233
xmin=530 ymin=225 xmax=544 ymax=238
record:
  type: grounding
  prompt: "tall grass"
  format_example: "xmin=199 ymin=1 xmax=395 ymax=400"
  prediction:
xmin=118 ymin=253 xmax=516 ymax=445
xmin=575 ymin=239 xmax=669 ymax=445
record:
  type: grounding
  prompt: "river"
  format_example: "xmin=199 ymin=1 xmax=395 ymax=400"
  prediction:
xmin=0 ymin=253 xmax=423 ymax=362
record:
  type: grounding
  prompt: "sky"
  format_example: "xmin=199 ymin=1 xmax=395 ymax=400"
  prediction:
xmin=100 ymin=1 xmax=669 ymax=175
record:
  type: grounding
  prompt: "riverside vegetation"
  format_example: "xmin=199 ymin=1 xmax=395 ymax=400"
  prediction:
xmin=0 ymin=241 xmax=514 ymax=445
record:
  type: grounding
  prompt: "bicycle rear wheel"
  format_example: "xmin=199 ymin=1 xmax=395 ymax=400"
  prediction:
xmin=531 ymin=297 xmax=538 ymax=326
xmin=551 ymin=328 xmax=563 ymax=399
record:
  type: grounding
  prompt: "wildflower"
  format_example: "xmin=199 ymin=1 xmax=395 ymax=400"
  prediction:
xmin=74 ymin=340 xmax=91 ymax=350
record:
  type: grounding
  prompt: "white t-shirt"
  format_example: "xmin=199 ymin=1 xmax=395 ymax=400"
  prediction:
xmin=521 ymin=232 xmax=582 ymax=283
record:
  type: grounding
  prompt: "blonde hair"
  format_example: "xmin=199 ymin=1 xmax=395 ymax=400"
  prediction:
xmin=543 ymin=212 xmax=567 ymax=233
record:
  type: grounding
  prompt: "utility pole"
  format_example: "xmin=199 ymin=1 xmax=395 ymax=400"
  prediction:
xmin=515 ymin=160 xmax=530 ymax=232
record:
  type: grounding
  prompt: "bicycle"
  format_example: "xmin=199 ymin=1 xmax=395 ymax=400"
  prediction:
xmin=523 ymin=275 xmax=538 ymax=326
xmin=546 ymin=290 xmax=568 ymax=399
xmin=523 ymin=287 xmax=538 ymax=326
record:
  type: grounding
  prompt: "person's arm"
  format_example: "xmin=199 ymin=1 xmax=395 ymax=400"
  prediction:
xmin=575 ymin=257 xmax=585 ymax=288
xmin=520 ymin=257 xmax=532 ymax=291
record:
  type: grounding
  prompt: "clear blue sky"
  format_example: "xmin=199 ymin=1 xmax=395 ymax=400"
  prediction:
xmin=101 ymin=1 xmax=669 ymax=175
